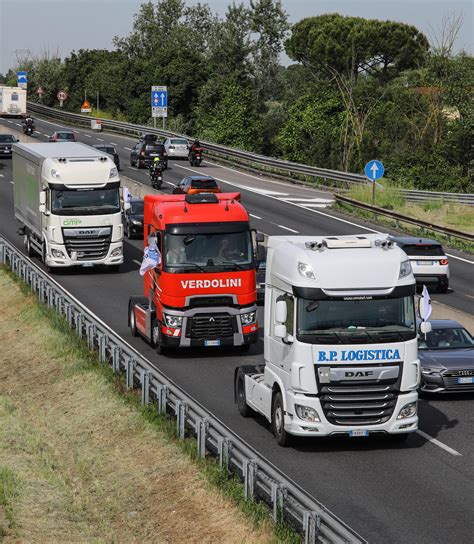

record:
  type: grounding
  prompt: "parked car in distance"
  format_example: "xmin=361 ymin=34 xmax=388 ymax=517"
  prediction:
xmin=130 ymin=134 xmax=168 ymax=169
xmin=123 ymin=198 xmax=144 ymax=239
xmin=256 ymin=247 xmax=267 ymax=305
xmin=390 ymin=236 xmax=449 ymax=293
xmin=49 ymin=130 xmax=76 ymax=142
xmin=0 ymin=133 xmax=18 ymax=158
xmin=419 ymin=319 xmax=474 ymax=393
xmin=163 ymin=137 xmax=189 ymax=159
xmin=93 ymin=144 xmax=120 ymax=170
xmin=172 ymin=175 xmax=221 ymax=195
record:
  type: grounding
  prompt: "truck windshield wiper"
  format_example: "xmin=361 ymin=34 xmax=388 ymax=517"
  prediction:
xmin=175 ymin=262 xmax=207 ymax=272
xmin=216 ymin=260 xmax=245 ymax=270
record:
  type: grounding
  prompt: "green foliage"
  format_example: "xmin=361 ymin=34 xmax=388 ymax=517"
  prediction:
xmin=347 ymin=184 xmax=406 ymax=210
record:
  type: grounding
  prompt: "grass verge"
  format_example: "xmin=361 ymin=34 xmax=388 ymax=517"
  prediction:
xmin=0 ymin=267 xmax=300 ymax=543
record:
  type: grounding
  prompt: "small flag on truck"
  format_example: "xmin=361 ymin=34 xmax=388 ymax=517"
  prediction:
xmin=139 ymin=240 xmax=161 ymax=276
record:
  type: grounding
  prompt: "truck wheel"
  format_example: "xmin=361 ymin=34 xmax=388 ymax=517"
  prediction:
xmin=272 ymin=391 xmax=292 ymax=447
xmin=24 ymin=232 xmax=34 ymax=257
xmin=236 ymin=369 xmax=255 ymax=418
xmin=129 ymin=303 xmax=138 ymax=337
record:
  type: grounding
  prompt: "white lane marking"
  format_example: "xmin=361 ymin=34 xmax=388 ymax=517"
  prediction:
xmin=35 ymin=131 xmax=42 ymax=135
xmin=301 ymin=203 xmax=332 ymax=208
xmin=97 ymin=138 xmax=104 ymax=142
xmin=15 ymin=123 xmax=21 ymax=126
xmin=175 ymin=163 xmax=378 ymax=233
xmin=416 ymin=430 xmax=462 ymax=457
xmin=277 ymin=224 xmax=299 ymax=233
xmin=0 ymin=174 xmax=4 ymax=178
xmin=133 ymin=259 xmax=142 ymax=266
xmin=445 ymin=253 xmax=473 ymax=265
xmin=249 ymin=213 xmax=262 ymax=220
xmin=124 ymin=147 xmax=132 ymax=151
xmin=282 ymin=197 xmax=334 ymax=203
xmin=165 ymin=182 xmax=176 ymax=187
xmin=231 ymin=184 xmax=289 ymax=196
xmin=10 ymin=181 xmax=14 ymax=184
xmin=111 ymin=142 xmax=117 ymax=146
xmin=7 ymin=120 xmax=13 ymax=124
xmin=84 ymin=134 xmax=91 ymax=138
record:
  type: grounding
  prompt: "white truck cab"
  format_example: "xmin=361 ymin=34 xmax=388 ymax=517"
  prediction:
xmin=235 ymin=234 xmax=419 ymax=446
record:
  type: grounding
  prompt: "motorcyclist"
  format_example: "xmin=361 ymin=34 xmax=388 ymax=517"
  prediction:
xmin=188 ymin=139 xmax=202 ymax=162
xmin=23 ymin=116 xmax=35 ymax=133
xmin=150 ymin=156 xmax=164 ymax=175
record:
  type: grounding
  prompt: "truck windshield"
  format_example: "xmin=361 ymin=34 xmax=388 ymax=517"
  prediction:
xmin=297 ymin=296 xmax=416 ymax=344
xmin=51 ymin=188 xmax=120 ymax=216
xmin=164 ymin=231 xmax=253 ymax=272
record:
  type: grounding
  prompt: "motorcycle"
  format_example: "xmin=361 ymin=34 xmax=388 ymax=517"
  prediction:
xmin=189 ymin=147 xmax=203 ymax=167
xmin=23 ymin=124 xmax=34 ymax=136
xmin=149 ymin=164 xmax=164 ymax=189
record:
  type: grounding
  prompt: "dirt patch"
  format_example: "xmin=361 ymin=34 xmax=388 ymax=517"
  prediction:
xmin=0 ymin=270 xmax=274 ymax=543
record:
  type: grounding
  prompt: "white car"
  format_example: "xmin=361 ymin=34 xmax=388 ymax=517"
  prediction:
xmin=390 ymin=236 xmax=450 ymax=292
xmin=163 ymin=138 xmax=189 ymax=159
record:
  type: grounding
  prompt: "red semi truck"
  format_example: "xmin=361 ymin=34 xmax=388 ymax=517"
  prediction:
xmin=129 ymin=192 xmax=260 ymax=354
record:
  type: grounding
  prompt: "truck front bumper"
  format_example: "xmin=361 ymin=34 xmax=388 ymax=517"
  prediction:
xmin=282 ymin=391 xmax=418 ymax=437
xmin=45 ymin=241 xmax=124 ymax=268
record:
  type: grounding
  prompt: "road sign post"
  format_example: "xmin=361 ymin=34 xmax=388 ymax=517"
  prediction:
xmin=151 ymin=85 xmax=168 ymax=127
xmin=364 ymin=160 xmax=385 ymax=205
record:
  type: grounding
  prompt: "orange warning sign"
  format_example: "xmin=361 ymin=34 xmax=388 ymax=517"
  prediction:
xmin=81 ymin=100 xmax=92 ymax=113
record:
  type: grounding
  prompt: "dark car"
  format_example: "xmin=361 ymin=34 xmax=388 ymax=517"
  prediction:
xmin=130 ymin=134 xmax=168 ymax=169
xmin=49 ymin=130 xmax=76 ymax=142
xmin=123 ymin=198 xmax=144 ymax=239
xmin=390 ymin=236 xmax=449 ymax=293
xmin=256 ymin=248 xmax=267 ymax=305
xmin=419 ymin=319 xmax=474 ymax=393
xmin=93 ymin=144 xmax=120 ymax=170
xmin=0 ymin=134 xmax=18 ymax=158
xmin=172 ymin=175 xmax=221 ymax=195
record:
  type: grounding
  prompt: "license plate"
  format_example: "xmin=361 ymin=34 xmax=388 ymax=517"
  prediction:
xmin=82 ymin=263 xmax=94 ymax=268
xmin=149 ymin=153 xmax=158 ymax=157
xmin=417 ymin=260 xmax=433 ymax=265
xmin=3 ymin=150 xmax=9 ymax=153
xmin=457 ymin=377 xmax=474 ymax=384
xmin=204 ymin=340 xmax=220 ymax=347
xmin=349 ymin=430 xmax=369 ymax=437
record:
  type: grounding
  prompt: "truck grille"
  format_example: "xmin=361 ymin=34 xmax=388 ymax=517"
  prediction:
xmin=187 ymin=314 xmax=235 ymax=339
xmin=442 ymin=369 xmax=474 ymax=390
xmin=317 ymin=366 xmax=401 ymax=426
xmin=63 ymin=227 xmax=111 ymax=261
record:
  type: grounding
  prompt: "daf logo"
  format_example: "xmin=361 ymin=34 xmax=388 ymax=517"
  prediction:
xmin=208 ymin=317 xmax=215 ymax=323
xmin=345 ymin=371 xmax=374 ymax=378
xmin=79 ymin=230 xmax=95 ymax=236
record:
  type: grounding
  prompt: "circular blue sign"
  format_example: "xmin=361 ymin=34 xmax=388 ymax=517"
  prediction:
xmin=364 ymin=160 xmax=384 ymax=181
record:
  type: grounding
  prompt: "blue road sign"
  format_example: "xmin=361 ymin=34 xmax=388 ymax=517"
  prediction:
xmin=151 ymin=89 xmax=167 ymax=107
xmin=16 ymin=71 xmax=27 ymax=85
xmin=364 ymin=160 xmax=384 ymax=181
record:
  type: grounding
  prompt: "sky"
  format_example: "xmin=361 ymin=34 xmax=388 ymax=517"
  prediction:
xmin=0 ymin=0 xmax=472 ymax=74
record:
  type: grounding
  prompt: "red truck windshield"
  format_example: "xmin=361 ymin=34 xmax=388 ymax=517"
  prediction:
xmin=164 ymin=231 xmax=253 ymax=272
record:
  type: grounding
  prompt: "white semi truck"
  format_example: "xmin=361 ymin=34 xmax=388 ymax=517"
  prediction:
xmin=0 ymin=86 xmax=27 ymax=117
xmin=13 ymin=142 xmax=126 ymax=270
xmin=235 ymin=234 xmax=422 ymax=446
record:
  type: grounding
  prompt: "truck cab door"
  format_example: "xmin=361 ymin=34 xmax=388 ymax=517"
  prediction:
xmin=269 ymin=290 xmax=295 ymax=379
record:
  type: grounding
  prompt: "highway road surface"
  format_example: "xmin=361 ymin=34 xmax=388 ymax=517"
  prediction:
xmin=1 ymin=116 xmax=473 ymax=543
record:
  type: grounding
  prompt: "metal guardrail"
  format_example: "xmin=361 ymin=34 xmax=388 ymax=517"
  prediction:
xmin=335 ymin=195 xmax=474 ymax=243
xmin=27 ymin=101 xmax=474 ymax=205
xmin=0 ymin=235 xmax=366 ymax=544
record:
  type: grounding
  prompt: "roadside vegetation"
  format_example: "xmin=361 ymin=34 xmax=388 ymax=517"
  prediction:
xmin=0 ymin=268 xmax=298 ymax=543
xmin=1 ymin=1 xmax=472 ymax=194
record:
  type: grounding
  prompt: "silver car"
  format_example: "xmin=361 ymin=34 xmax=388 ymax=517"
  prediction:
xmin=163 ymin=137 xmax=189 ymax=159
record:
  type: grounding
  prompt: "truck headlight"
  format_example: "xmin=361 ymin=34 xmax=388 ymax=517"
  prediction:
xmin=298 ymin=262 xmax=316 ymax=280
xmin=110 ymin=247 xmax=122 ymax=257
xmin=240 ymin=311 xmax=256 ymax=325
xmin=295 ymin=404 xmax=320 ymax=422
xmin=109 ymin=167 xmax=118 ymax=178
xmin=163 ymin=314 xmax=183 ymax=328
xmin=51 ymin=249 xmax=65 ymax=258
xmin=399 ymin=259 xmax=412 ymax=278
xmin=397 ymin=401 xmax=417 ymax=420
xmin=421 ymin=367 xmax=442 ymax=376
xmin=50 ymin=169 xmax=61 ymax=180
xmin=131 ymin=219 xmax=142 ymax=226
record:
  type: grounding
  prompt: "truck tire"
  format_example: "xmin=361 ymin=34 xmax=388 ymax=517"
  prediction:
xmin=41 ymin=242 xmax=51 ymax=273
xmin=272 ymin=391 xmax=292 ymax=447
xmin=24 ymin=232 xmax=34 ymax=257
xmin=129 ymin=303 xmax=139 ymax=337
xmin=235 ymin=369 xmax=255 ymax=418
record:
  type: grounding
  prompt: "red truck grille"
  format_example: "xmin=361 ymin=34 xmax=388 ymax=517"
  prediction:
xmin=187 ymin=314 xmax=234 ymax=339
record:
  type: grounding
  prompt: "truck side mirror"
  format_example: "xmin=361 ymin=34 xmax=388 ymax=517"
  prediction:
xmin=274 ymin=324 xmax=287 ymax=339
xmin=39 ymin=190 xmax=47 ymax=213
xmin=420 ymin=321 xmax=432 ymax=335
xmin=275 ymin=300 xmax=287 ymax=324
xmin=256 ymin=232 xmax=264 ymax=243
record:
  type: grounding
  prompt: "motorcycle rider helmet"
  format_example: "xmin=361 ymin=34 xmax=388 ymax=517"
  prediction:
xmin=153 ymin=156 xmax=161 ymax=162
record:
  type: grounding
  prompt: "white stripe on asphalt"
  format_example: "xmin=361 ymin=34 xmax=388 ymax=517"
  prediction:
xmin=165 ymin=182 xmax=176 ymax=187
xmin=0 ymin=174 xmax=4 ymax=178
xmin=133 ymin=259 xmax=142 ymax=266
xmin=282 ymin=197 xmax=334 ymax=203
xmin=7 ymin=120 xmax=13 ymax=124
xmin=124 ymin=147 xmax=132 ymax=151
xmin=249 ymin=213 xmax=262 ymax=219
xmin=84 ymin=134 xmax=91 ymax=138
xmin=10 ymin=181 xmax=14 ymax=184
xmin=416 ymin=430 xmax=462 ymax=457
xmin=15 ymin=123 xmax=21 ymax=126
xmin=97 ymin=138 xmax=104 ymax=141
xmin=301 ymin=203 xmax=332 ymax=208
xmin=35 ymin=131 xmax=42 ymax=135
xmin=111 ymin=142 xmax=117 ymax=146
xmin=277 ymin=224 xmax=299 ymax=233
xmin=445 ymin=253 xmax=473 ymax=265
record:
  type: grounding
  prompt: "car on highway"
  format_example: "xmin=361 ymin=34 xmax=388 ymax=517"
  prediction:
xmin=123 ymin=198 xmax=144 ymax=239
xmin=419 ymin=319 xmax=474 ymax=394
xmin=130 ymin=134 xmax=168 ymax=169
xmin=49 ymin=130 xmax=77 ymax=143
xmin=390 ymin=236 xmax=449 ymax=293
xmin=163 ymin=137 xmax=189 ymax=159
xmin=172 ymin=175 xmax=221 ymax=195
xmin=93 ymin=144 xmax=120 ymax=170
xmin=256 ymin=247 xmax=267 ymax=304
xmin=0 ymin=134 xmax=18 ymax=158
